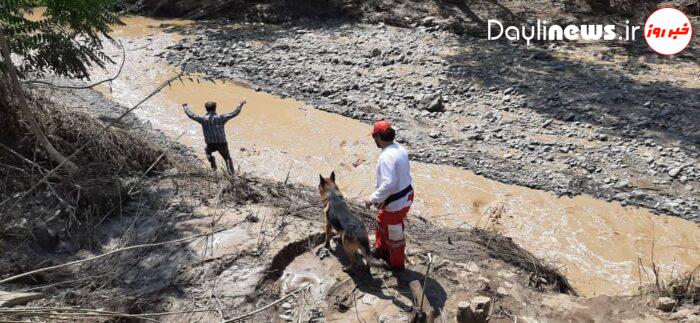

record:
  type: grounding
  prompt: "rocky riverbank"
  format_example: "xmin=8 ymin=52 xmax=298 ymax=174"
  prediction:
xmin=160 ymin=20 xmax=699 ymax=221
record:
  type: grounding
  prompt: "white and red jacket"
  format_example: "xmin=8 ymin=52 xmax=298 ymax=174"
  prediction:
xmin=369 ymin=143 xmax=413 ymax=212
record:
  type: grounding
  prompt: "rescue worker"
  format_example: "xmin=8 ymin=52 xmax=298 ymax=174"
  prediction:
xmin=182 ymin=100 xmax=245 ymax=174
xmin=365 ymin=120 xmax=414 ymax=271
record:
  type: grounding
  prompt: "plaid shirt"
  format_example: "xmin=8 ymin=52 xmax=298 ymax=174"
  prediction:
xmin=184 ymin=104 xmax=242 ymax=144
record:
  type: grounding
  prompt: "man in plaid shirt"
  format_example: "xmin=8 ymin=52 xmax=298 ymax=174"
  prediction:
xmin=182 ymin=100 xmax=246 ymax=174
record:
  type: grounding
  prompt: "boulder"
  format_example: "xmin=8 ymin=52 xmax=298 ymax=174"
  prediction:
xmin=656 ymin=297 xmax=676 ymax=312
xmin=456 ymin=296 xmax=491 ymax=323
xmin=422 ymin=96 xmax=445 ymax=112
xmin=668 ymin=167 xmax=682 ymax=178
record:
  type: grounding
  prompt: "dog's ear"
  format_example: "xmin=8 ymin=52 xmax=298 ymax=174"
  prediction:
xmin=330 ymin=171 xmax=336 ymax=182
xmin=319 ymin=174 xmax=325 ymax=185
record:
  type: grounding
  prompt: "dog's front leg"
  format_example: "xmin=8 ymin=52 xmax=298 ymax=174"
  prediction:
xmin=325 ymin=223 xmax=332 ymax=248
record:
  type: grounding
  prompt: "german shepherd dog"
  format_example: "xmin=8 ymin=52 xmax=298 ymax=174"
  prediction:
xmin=319 ymin=172 xmax=386 ymax=272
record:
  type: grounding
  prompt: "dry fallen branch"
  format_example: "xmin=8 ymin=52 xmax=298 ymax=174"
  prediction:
xmin=0 ymin=29 xmax=78 ymax=175
xmin=24 ymin=41 xmax=127 ymax=90
xmin=0 ymin=227 xmax=226 ymax=285
xmin=127 ymin=131 xmax=185 ymax=195
xmin=0 ymin=70 xmax=186 ymax=208
xmin=222 ymin=283 xmax=310 ymax=323
xmin=0 ymin=306 xmax=224 ymax=321
xmin=0 ymin=307 xmax=160 ymax=322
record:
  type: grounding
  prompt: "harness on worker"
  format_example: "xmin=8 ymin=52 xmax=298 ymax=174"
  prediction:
xmin=379 ymin=184 xmax=413 ymax=209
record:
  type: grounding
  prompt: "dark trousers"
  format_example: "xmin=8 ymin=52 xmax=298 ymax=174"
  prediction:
xmin=205 ymin=143 xmax=233 ymax=174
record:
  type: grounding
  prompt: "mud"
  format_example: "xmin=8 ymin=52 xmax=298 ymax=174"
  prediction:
xmin=67 ymin=16 xmax=700 ymax=298
xmin=164 ymin=17 xmax=699 ymax=223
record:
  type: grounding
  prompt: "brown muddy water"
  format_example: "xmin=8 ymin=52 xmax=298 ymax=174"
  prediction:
xmin=88 ymin=16 xmax=699 ymax=297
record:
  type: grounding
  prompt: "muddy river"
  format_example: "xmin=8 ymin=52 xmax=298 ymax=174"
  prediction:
xmin=87 ymin=16 xmax=699 ymax=297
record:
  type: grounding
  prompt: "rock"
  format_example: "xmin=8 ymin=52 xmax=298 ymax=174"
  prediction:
xmin=532 ymin=51 xmax=553 ymax=60
xmin=668 ymin=167 xmax=682 ymax=178
xmin=32 ymin=222 xmax=58 ymax=252
xmin=562 ymin=112 xmax=576 ymax=122
xmin=456 ymin=296 xmax=491 ymax=323
xmin=421 ymin=16 xmax=437 ymax=26
xmin=496 ymin=286 xmax=510 ymax=296
xmin=279 ymin=314 xmax=293 ymax=321
xmin=423 ymin=96 xmax=445 ymax=112
xmin=655 ymin=297 xmax=676 ymax=312
xmin=669 ymin=309 xmax=693 ymax=320
xmin=316 ymin=247 xmax=330 ymax=259
xmin=0 ymin=291 xmax=44 ymax=307
xmin=282 ymin=302 xmax=293 ymax=309
xmin=362 ymin=293 xmax=377 ymax=305
xmin=370 ymin=48 xmax=382 ymax=57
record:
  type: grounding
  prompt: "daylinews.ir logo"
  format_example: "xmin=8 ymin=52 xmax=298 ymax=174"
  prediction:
xmin=488 ymin=7 xmax=693 ymax=55
xmin=644 ymin=7 xmax=692 ymax=56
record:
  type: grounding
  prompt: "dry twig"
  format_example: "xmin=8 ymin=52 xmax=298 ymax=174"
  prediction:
xmin=25 ymin=41 xmax=127 ymax=90
xmin=221 ymin=283 xmax=310 ymax=323
xmin=0 ymin=227 xmax=226 ymax=284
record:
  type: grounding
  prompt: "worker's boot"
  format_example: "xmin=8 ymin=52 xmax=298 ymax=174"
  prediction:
xmin=224 ymin=158 xmax=234 ymax=175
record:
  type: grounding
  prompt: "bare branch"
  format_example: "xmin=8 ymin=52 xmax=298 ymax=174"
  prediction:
xmin=0 ymin=69 xmax=186 ymax=208
xmin=24 ymin=41 xmax=127 ymax=90
xmin=0 ymin=226 xmax=224 ymax=285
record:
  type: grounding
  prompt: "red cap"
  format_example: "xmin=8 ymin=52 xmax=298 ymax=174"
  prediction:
xmin=370 ymin=120 xmax=393 ymax=136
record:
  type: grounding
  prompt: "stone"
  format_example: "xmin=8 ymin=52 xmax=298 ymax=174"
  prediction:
xmin=668 ymin=167 xmax=682 ymax=178
xmin=456 ymin=296 xmax=491 ymax=323
xmin=563 ymin=112 xmax=576 ymax=122
xmin=362 ymin=293 xmax=377 ymax=305
xmin=279 ymin=314 xmax=294 ymax=321
xmin=0 ymin=291 xmax=44 ymax=308
xmin=496 ymin=286 xmax=510 ymax=296
xmin=282 ymin=302 xmax=293 ymax=309
xmin=421 ymin=16 xmax=437 ymax=26
xmin=424 ymin=96 xmax=445 ymax=112
xmin=371 ymin=48 xmax=382 ymax=57
xmin=669 ymin=309 xmax=693 ymax=320
xmin=655 ymin=297 xmax=676 ymax=312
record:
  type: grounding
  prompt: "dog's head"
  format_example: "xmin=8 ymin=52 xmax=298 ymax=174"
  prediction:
xmin=318 ymin=171 xmax=338 ymax=198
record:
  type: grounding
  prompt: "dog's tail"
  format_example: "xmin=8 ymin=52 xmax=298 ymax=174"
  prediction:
xmin=358 ymin=234 xmax=387 ymax=268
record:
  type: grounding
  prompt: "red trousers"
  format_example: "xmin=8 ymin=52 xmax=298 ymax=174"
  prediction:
xmin=375 ymin=194 xmax=413 ymax=270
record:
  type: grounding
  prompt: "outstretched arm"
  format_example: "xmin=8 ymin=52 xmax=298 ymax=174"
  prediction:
xmin=182 ymin=104 xmax=204 ymax=123
xmin=222 ymin=101 xmax=246 ymax=121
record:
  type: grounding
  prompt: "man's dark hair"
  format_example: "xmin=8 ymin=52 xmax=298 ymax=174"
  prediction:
xmin=377 ymin=128 xmax=396 ymax=142
xmin=205 ymin=101 xmax=217 ymax=112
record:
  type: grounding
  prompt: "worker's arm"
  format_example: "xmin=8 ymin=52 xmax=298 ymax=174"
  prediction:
xmin=222 ymin=101 xmax=246 ymax=122
xmin=182 ymin=104 xmax=204 ymax=123
xmin=368 ymin=157 xmax=398 ymax=205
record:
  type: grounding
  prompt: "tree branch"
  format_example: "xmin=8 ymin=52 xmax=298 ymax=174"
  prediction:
xmin=0 ymin=69 xmax=185 ymax=208
xmin=0 ymin=227 xmax=226 ymax=285
xmin=222 ymin=283 xmax=310 ymax=322
xmin=0 ymin=29 xmax=79 ymax=175
xmin=24 ymin=40 xmax=126 ymax=89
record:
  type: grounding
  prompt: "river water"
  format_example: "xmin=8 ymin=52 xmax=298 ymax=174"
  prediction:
xmin=85 ymin=16 xmax=698 ymax=297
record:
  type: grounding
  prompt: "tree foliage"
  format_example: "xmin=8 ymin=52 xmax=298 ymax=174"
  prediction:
xmin=0 ymin=0 xmax=123 ymax=79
